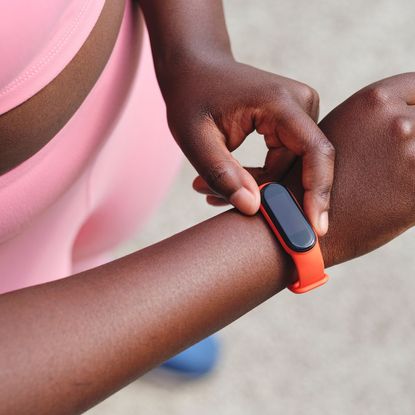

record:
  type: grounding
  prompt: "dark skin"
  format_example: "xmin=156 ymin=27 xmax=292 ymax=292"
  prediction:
xmin=197 ymin=73 xmax=415 ymax=260
xmin=0 ymin=0 xmax=333 ymax=233
xmin=140 ymin=0 xmax=335 ymax=234
xmin=1 ymin=74 xmax=415 ymax=414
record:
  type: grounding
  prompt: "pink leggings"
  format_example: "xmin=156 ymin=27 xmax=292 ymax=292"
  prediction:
xmin=0 ymin=4 xmax=182 ymax=294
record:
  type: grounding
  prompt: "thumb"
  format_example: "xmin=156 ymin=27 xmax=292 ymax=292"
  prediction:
xmin=184 ymin=120 xmax=260 ymax=215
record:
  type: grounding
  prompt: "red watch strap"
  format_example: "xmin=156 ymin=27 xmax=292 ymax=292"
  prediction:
xmin=259 ymin=183 xmax=328 ymax=294
xmin=289 ymin=241 xmax=328 ymax=293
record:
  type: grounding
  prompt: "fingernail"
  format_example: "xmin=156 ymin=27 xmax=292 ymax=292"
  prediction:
xmin=229 ymin=187 xmax=257 ymax=215
xmin=318 ymin=211 xmax=329 ymax=236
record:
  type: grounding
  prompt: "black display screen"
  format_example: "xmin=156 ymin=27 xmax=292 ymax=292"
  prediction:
xmin=261 ymin=183 xmax=316 ymax=252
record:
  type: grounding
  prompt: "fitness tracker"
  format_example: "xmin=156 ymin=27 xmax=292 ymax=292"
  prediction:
xmin=259 ymin=182 xmax=328 ymax=294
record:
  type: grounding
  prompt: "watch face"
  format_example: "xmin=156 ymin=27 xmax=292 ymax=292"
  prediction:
xmin=261 ymin=183 xmax=316 ymax=252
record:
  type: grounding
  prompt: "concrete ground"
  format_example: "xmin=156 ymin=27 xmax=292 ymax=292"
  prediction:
xmin=87 ymin=0 xmax=415 ymax=413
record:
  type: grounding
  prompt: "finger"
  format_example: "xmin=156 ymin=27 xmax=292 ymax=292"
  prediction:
xmin=240 ymin=152 xmax=297 ymax=185
xmin=195 ymin=174 xmax=261 ymax=196
xmin=365 ymin=73 xmax=415 ymax=105
xmin=206 ymin=195 xmax=230 ymax=206
xmin=184 ymin=119 xmax=260 ymax=215
xmin=298 ymin=87 xmax=320 ymax=122
xmin=192 ymin=175 xmax=209 ymax=193
xmin=276 ymin=110 xmax=335 ymax=235
xmin=193 ymin=176 xmax=217 ymax=195
xmin=193 ymin=147 xmax=296 ymax=193
xmin=309 ymin=94 xmax=320 ymax=121
xmin=263 ymin=147 xmax=297 ymax=181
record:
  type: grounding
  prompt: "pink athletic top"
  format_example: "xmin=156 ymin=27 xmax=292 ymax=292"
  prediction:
xmin=0 ymin=1 xmax=183 ymax=293
xmin=0 ymin=0 xmax=105 ymax=114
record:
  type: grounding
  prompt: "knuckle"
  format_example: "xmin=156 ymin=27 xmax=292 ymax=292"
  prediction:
xmin=362 ymin=85 xmax=390 ymax=108
xmin=300 ymin=84 xmax=320 ymax=102
xmin=389 ymin=116 xmax=415 ymax=140
xmin=299 ymin=84 xmax=319 ymax=105
xmin=313 ymin=137 xmax=336 ymax=161
xmin=317 ymin=186 xmax=331 ymax=206
xmin=306 ymin=184 xmax=331 ymax=210
xmin=322 ymin=139 xmax=336 ymax=159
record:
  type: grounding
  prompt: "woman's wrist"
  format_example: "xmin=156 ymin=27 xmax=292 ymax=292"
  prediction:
xmin=140 ymin=0 xmax=234 ymax=91
xmin=153 ymin=47 xmax=235 ymax=94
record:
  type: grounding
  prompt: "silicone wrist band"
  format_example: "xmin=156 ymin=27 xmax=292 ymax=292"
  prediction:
xmin=259 ymin=182 xmax=329 ymax=294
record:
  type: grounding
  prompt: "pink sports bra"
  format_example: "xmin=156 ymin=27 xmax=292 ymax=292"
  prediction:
xmin=0 ymin=0 xmax=142 ymax=245
xmin=0 ymin=0 xmax=105 ymax=115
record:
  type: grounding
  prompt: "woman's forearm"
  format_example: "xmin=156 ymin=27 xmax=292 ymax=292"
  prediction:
xmin=3 ymin=71 xmax=415 ymax=414
xmin=0 ymin=209 xmax=293 ymax=415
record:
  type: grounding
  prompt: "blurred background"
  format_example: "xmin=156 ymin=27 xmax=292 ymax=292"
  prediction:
xmin=87 ymin=0 xmax=415 ymax=413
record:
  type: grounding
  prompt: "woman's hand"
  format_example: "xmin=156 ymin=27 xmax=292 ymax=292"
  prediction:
xmin=284 ymin=73 xmax=415 ymax=266
xmin=141 ymin=0 xmax=334 ymax=235
xmin=3 ymin=72 xmax=415 ymax=415
xmin=162 ymin=57 xmax=335 ymax=235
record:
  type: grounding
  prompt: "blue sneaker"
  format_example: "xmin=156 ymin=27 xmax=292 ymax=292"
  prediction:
xmin=161 ymin=335 xmax=220 ymax=377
